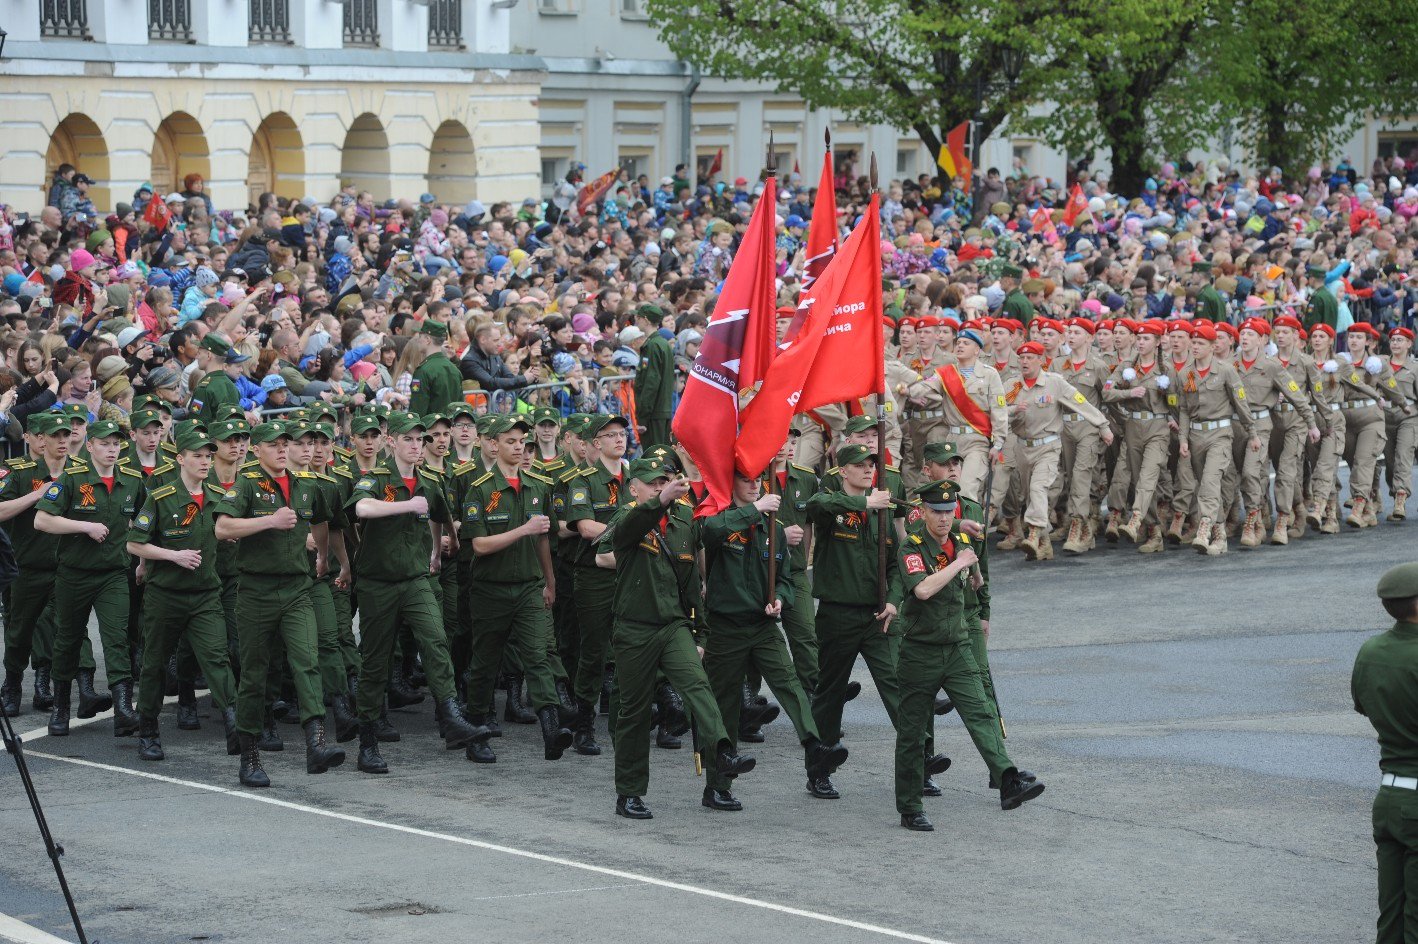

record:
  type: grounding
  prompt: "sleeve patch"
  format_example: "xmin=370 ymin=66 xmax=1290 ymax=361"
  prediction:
xmin=1166 ymin=394 xmax=1179 ymax=406
xmin=1235 ymin=385 xmax=1246 ymax=400
xmin=1287 ymin=381 xmax=1300 ymax=392
xmin=1073 ymin=392 xmax=1086 ymax=403
xmin=133 ymin=512 xmax=152 ymax=532
xmin=43 ymin=483 xmax=62 ymax=501
xmin=463 ymin=502 xmax=480 ymax=521
xmin=354 ymin=476 xmax=376 ymax=494
xmin=904 ymin=553 xmax=926 ymax=575
xmin=996 ymin=395 xmax=1007 ymax=407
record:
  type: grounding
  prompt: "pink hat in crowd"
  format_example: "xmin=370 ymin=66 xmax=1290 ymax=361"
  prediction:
xmin=1080 ymin=298 xmax=1104 ymax=316
xmin=70 ymin=248 xmax=96 ymax=271
xmin=571 ymin=312 xmax=598 ymax=336
xmin=349 ymin=361 xmax=377 ymax=384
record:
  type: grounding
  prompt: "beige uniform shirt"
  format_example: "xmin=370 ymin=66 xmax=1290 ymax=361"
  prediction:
xmin=1171 ymin=360 xmax=1256 ymax=435
xmin=906 ymin=360 xmax=1009 ymax=447
xmin=1102 ymin=357 xmax=1172 ymax=417
xmin=1058 ymin=351 xmax=1111 ymax=410
xmin=1233 ymin=355 xmax=1315 ymax=427
xmin=1276 ymin=350 xmax=1335 ymax=432
xmin=1008 ymin=371 xmax=1109 ymax=440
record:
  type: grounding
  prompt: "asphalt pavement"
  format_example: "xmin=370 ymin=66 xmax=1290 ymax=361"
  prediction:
xmin=0 ymin=513 xmax=1401 ymax=944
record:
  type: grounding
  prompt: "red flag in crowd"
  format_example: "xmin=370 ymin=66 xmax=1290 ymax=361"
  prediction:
xmin=576 ymin=168 xmax=619 ymax=215
xmin=735 ymin=193 xmax=884 ymax=478
xmin=1061 ymin=183 xmax=1088 ymax=226
xmin=706 ymin=148 xmax=724 ymax=179
xmin=672 ymin=175 xmax=780 ymax=518
xmin=937 ymin=121 xmax=972 ymax=182
xmin=144 ymin=195 xmax=171 ymax=232
xmin=782 ymin=145 xmax=839 ymax=344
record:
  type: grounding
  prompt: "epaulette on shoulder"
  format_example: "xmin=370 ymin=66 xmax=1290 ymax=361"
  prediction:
xmin=160 ymin=441 xmax=178 ymax=454
xmin=470 ymin=470 xmax=494 ymax=488
xmin=203 ymin=481 xmax=227 ymax=496
xmin=331 ymin=465 xmax=353 ymax=480
xmin=418 ymin=465 xmax=444 ymax=480
xmin=239 ymin=458 xmax=260 ymax=469
xmin=885 ymin=464 xmax=900 ymax=473
xmin=453 ymin=459 xmax=479 ymax=477
xmin=150 ymin=462 xmax=175 ymax=477
xmin=292 ymin=470 xmax=318 ymax=479
xmin=315 ymin=472 xmax=336 ymax=484
xmin=334 ymin=445 xmax=353 ymax=458
xmin=558 ymin=467 xmax=583 ymax=484
xmin=909 ymin=533 xmax=923 ymax=544
xmin=524 ymin=470 xmax=552 ymax=485
xmin=790 ymin=463 xmax=815 ymax=475
xmin=370 ymin=465 xmax=390 ymax=476
xmin=150 ymin=484 xmax=178 ymax=501
xmin=243 ymin=470 xmax=264 ymax=479
xmin=119 ymin=466 xmax=142 ymax=478
xmin=66 ymin=462 xmax=89 ymax=474
xmin=824 ymin=466 xmax=840 ymax=476
xmin=7 ymin=458 xmax=35 ymax=470
xmin=538 ymin=457 xmax=566 ymax=470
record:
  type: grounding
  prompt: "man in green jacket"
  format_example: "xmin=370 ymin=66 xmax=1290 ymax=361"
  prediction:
xmin=1000 ymin=265 xmax=1035 ymax=328
xmin=408 ymin=320 xmax=463 ymax=417
xmin=632 ymin=306 xmax=675 ymax=448
xmin=190 ymin=335 xmax=249 ymax=427
xmin=1192 ymin=260 xmax=1227 ymax=323
xmin=1303 ymin=265 xmax=1339 ymax=331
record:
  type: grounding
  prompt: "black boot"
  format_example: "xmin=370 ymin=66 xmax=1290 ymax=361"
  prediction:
xmin=538 ymin=705 xmax=574 ymax=760
xmin=922 ymin=775 xmax=943 ymax=797
xmin=844 ymin=680 xmax=862 ymax=702
xmin=32 ymin=666 xmax=53 ymax=712
xmin=357 ymin=721 xmax=388 ymax=774
xmin=615 ymin=795 xmax=653 ymax=819
xmin=303 ymin=718 xmax=346 ymax=774
xmin=223 ymin=706 xmax=239 ymax=756
xmin=806 ymin=776 xmax=840 ymax=799
xmin=138 ymin=716 xmax=164 ymax=761
xmin=454 ymin=670 xmax=468 ymax=708
xmin=714 ymin=743 xmax=755 ymax=779
xmin=465 ymin=716 xmax=496 ymax=763
xmin=405 ymin=651 xmax=426 ymax=690
xmin=572 ymin=698 xmax=600 ymax=755
xmin=900 ymin=811 xmax=934 ymax=831
xmin=655 ymin=682 xmax=689 ymax=736
xmin=176 ymin=680 xmax=200 ymax=730
xmin=238 ymin=733 xmax=270 ymax=788
xmin=111 ymin=680 xmax=139 ymax=737
xmin=484 ymin=698 xmax=503 ymax=738
xmin=1000 ymin=768 xmax=1045 ymax=810
xmin=388 ymin=664 xmax=424 ymax=708
xmin=805 ymin=738 xmax=849 ymax=780
xmin=347 ymin=671 xmax=359 ymax=705
xmin=47 ymin=680 xmax=71 ymax=737
xmin=257 ymin=705 xmax=284 ymax=751
xmin=555 ymin=677 xmax=578 ymax=717
xmin=701 ymin=786 xmax=743 ymax=811
xmin=76 ymin=668 xmax=112 ymax=718
xmin=503 ymin=674 xmax=537 ymax=724
xmin=0 ymin=671 xmax=21 ymax=717
xmin=655 ymin=725 xmax=682 ymax=749
xmin=934 ymin=694 xmax=955 ymax=716
xmin=437 ymin=696 xmax=491 ymax=750
xmin=375 ymin=700 xmax=400 ymax=742
xmin=330 ymin=693 xmax=359 ymax=743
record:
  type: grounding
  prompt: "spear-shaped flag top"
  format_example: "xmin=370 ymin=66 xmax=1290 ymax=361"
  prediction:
xmin=782 ymin=141 xmax=839 ymax=345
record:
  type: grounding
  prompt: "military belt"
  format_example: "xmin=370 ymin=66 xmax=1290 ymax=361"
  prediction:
xmin=905 ymin=409 xmax=944 ymax=421
xmin=1274 ymin=402 xmax=1296 ymax=412
xmin=1249 ymin=408 xmax=1271 ymax=420
xmin=1020 ymin=434 xmax=1060 ymax=448
xmin=1189 ymin=418 xmax=1231 ymax=431
xmin=1127 ymin=410 xmax=1164 ymax=421
xmin=946 ymin=424 xmax=974 ymax=436
xmin=1341 ymin=398 xmax=1378 ymax=410
xmin=1382 ymin=773 xmax=1418 ymax=790
xmin=1062 ymin=413 xmax=1084 ymax=422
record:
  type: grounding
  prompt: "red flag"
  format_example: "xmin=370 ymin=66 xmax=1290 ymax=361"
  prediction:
xmin=672 ymin=176 xmax=780 ymax=518
xmin=144 ymin=195 xmax=171 ymax=232
xmin=782 ymin=147 xmax=839 ymax=345
xmin=576 ymin=168 xmax=618 ymax=215
xmin=940 ymin=121 xmax=972 ymax=182
xmin=1062 ymin=183 xmax=1088 ymax=227
xmin=735 ymin=194 xmax=884 ymax=478
xmin=706 ymin=148 xmax=723 ymax=179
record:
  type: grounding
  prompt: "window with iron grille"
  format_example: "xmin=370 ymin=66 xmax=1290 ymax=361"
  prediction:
xmin=428 ymin=0 xmax=462 ymax=49
xmin=343 ymin=0 xmax=379 ymax=47
xmin=40 ymin=0 xmax=90 ymax=39
xmin=148 ymin=0 xmax=192 ymax=41
xmin=249 ymin=0 xmax=290 ymax=44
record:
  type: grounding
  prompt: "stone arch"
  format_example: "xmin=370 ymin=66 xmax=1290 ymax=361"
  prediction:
xmin=427 ymin=119 xmax=477 ymax=205
xmin=152 ymin=111 xmax=211 ymax=196
xmin=46 ymin=113 xmax=111 ymax=211
xmin=340 ymin=113 xmax=391 ymax=201
xmin=248 ymin=112 xmax=306 ymax=208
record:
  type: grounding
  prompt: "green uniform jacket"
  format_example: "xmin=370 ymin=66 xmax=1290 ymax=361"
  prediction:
xmin=409 ymin=351 xmax=463 ymax=418
xmin=564 ymin=459 xmax=628 ymax=567
xmin=0 ymin=458 xmax=61 ymax=570
xmin=1003 ymin=289 xmax=1035 ymax=328
xmin=804 ymin=491 xmax=901 ymax=608
xmin=1352 ymin=620 xmax=1418 ymax=777
xmin=761 ymin=463 xmax=817 ymax=573
xmin=1305 ymin=286 xmax=1339 ymax=330
xmin=817 ymin=463 xmax=908 ymax=518
xmin=601 ymin=495 xmax=699 ymax=626
xmin=191 ymin=370 xmax=240 ymax=427
xmin=904 ymin=495 xmax=990 ymax=622
xmin=343 ymin=464 xmax=449 ymax=582
xmin=633 ymin=334 xmax=675 ymax=419
xmin=897 ymin=530 xmax=969 ymax=644
xmin=1194 ymin=285 xmax=1226 ymax=322
xmin=460 ymin=465 xmax=555 ymax=584
xmin=701 ymin=503 xmax=793 ymax=623
xmin=36 ymin=463 xmax=145 ymax=571
xmin=128 ymin=479 xmax=227 ymax=592
xmin=551 ymin=459 xmax=585 ymax=562
xmin=214 ymin=467 xmax=330 ymax=577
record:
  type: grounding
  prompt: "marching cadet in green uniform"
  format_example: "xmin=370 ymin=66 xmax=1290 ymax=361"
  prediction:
xmin=214 ymin=421 xmax=344 ymax=787
xmin=700 ymin=470 xmax=848 ymax=809
xmin=126 ymin=425 xmax=239 ymax=760
xmin=0 ymin=414 xmax=103 ymax=718
xmin=564 ymin=413 xmax=632 ymax=755
xmin=190 ymin=335 xmax=249 ymax=427
xmin=408 ymin=320 xmax=463 ymax=417
xmin=550 ymin=414 xmax=591 ymax=691
xmin=458 ymin=414 xmax=574 ymax=763
xmin=1354 ymin=563 xmax=1418 ymax=944
xmin=597 ymin=457 xmax=755 ymax=819
xmin=761 ymin=428 xmax=820 ymax=694
xmin=1000 ymin=265 xmax=1035 ymax=328
xmin=448 ymin=403 xmax=480 ymax=466
xmin=818 ymin=415 xmax=909 ymax=536
xmin=805 ymin=444 xmax=903 ymax=800
xmin=345 ymin=413 xmax=490 ymax=774
xmin=125 ymin=408 xmax=169 ymax=477
xmin=1191 ymin=261 xmax=1226 ymax=322
xmin=632 ymin=305 xmax=676 ymax=449
xmin=421 ymin=411 xmax=466 ymax=704
xmin=1303 ymin=265 xmax=1339 ymax=330
xmin=36 ymin=419 xmax=145 ymax=738
xmin=895 ymin=480 xmax=1044 ymax=832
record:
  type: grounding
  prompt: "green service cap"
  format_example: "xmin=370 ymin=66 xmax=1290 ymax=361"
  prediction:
xmin=582 ymin=414 xmax=628 ymax=438
xmin=835 ymin=443 xmax=878 ymax=467
xmin=87 ymin=419 xmax=125 ymax=441
xmin=1000 ymin=264 xmax=1023 ymax=279
xmin=132 ymin=394 xmax=172 ymax=414
xmin=912 ymin=479 xmax=961 ymax=510
xmin=386 ymin=412 xmax=428 ymax=436
xmin=175 ymin=426 xmax=215 ymax=453
xmin=530 ymin=406 xmax=561 ymax=427
xmin=249 ymin=421 xmax=291 ymax=444
xmin=842 ymin=415 xmax=879 ymax=435
xmin=1377 ymin=563 xmax=1418 ymax=600
xmin=351 ymin=414 xmax=384 ymax=435
xmin=1306 ymin=265 xmax=1327 ymax=279
xmin=199 ymin=334 xmax=232 ymax=357
xmin=210 ymin=417 xmax=251 ymax=441
xmin=57 ymin=403 xmax=89 ymax=420
xmin=626 ymin=456 xmax=672 ymax=484
xmin=420 ymin=319 xmax=449 ymax=340
xmin=483 ymin=414 xmax=531 ymax=437
xmin=129 ymin=408 xmax=165 ymax=430
xmin=448 ymin=403 xmax=477 ymax=421
xmin=1192 ymin=260 xmax=1213 ymax=273
xmin=28 ymin=413 xmax=68 ymax=436
xmin=922 ymin=441 xmax=960 ymax=465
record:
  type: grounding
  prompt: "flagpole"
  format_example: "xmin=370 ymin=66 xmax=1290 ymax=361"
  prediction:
xmin=869 ymin=152 xmax=889 ymax=623
xmin=763 ymin=132 xmax=781 ymax=611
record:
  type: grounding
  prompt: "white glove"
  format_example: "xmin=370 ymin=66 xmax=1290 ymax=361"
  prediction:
xmin=1156 ymin=375 xmax=1171 ymax=390
xmin=1121 ymin=367 xmax=1137 ymax=382
xmin=1338 ymin=351 xmax=1353 ymax=364
xmin=1264 ymin=341 xmax=1279 ymax=357
xmin=1060 ymin=343 xmax=1072 ymax=356
xmin=1322 ymin=359 xmax=1339 ymax=373
xmin=1365 ymin=355 xmax=1383 ymax=375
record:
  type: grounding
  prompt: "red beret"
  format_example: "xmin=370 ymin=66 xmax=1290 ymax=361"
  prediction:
xmin=1114 ymin=319 xmax=1137 ymax=334
xmin=961 ymin=319 xmax=986 ymax=332
xmin=1097 ymin=319 xmax=1116 ymax=331
xmin=996 ymin=318 xmax=1023 ymax=333
xmin=1215 ymin=322 xmax=1239 ymax=340
xmin=1035 ymin=317 xmax=1065 ymax=334
xmin=1017 ymin=341 xmax=1045 ymax=356
xmin=1391 ymin=327 xmax=1416 ymax=341
xmin=1068 ymin=317 xmax=1096 ymax=334
xmin=1166 ymin=320 xmax=1192 ymax=334
xmin=1298 ymin=328 xmax=1309 ymax=341
xmin=882 ymin=316 xmax=899 ymax=329
xmin=1135 ymin=321 xmax=1165 ymax=337
xmin=1240 ymin=318 xmax=1270 ymax=336
xmin=1190 ymin=322 xmax=1218 ymax=341
xmin=776 ymin=305 xmax=798 ymax=318
xmin=940 ymin=317 xmax=961 ymax=330
xmin=1272 ymin=315 xmax=1303 ymax=331
xmin=1349 ymin=322 xmax=1380 ymax=338
xmin=1311 ymin=323 xmax=1335 ymax=338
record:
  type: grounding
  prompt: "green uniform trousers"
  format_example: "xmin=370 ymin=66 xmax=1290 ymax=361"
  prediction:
xmin=895 ymin=637 xmax=1012 ymax=815
xmin=613 ymin=616 xmax=729 ymax=797
xmin=220 ymin=574 xmax=241 ymax=681
xmin=782 ymin=569 xmax=819 ymax=692
xmin=704 ymin=614 xmax=820 ymax=792
xmin=1373 ymin=785 xmax=1418 ymax=944
xmin=356 ymin=575 xmax=456 ymax=722
xmin=51 ymin=566 xmax=129 ymax=686
xmin=310 ymin=577 xmax=344 ymax=701
xmin=137 ymin=587 xmax=236 ymax=718
xmin=332 ymin=580 xmax=360 ymax=676
xmin=572 ymin=566 xmax=616 ymax=706
xmin=450 ymin=560 xmax=474 ymax=679
xmin=3 ymin=569 xmax=94 ymax=675
xmin=552 ymin=557 xmax=579 ymax=685
xmin=812 ymin=602 xmax=900 ymax=744
xmin=233 ymin=574 xmax=324 ymax=734
xmin=466 ymin=580 xmax=559 ymax=714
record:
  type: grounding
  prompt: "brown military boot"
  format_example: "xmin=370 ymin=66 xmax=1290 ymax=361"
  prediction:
xmin=1364 ymin=499 xmax=1380 ymax=528
xmin=1138 ymin=524 xmax=1165 ymax=553
xmin=1206 ymin=523 xmax=1228 ymax=556
xmin=1082 ymin=515 xmax=1097 ymax=550
xmin=1118 ymin=511 xmax=1143 ymax=543
xmin=1345 ymin=495 xmax=1368 ymax=528
xmin=1062 ymin=517 xmax=1088 ymax=554
xmin=1390 ymin=491 xmax=1409 ymax=522
xmin=997 ymin=518 xmax=1023 ymax=550
xmin=1270 ymin=512 xmax=1290 ymax=545
xmin=1260 ymin=504 xmax=1273 ymax=534
xmin=1037 ymin=530 xmax=1055 ymax=560
xmin=1239 ymin=510 xmax=1263 ymax=548
xmin=1104 ymin=510 xmax=1121 ymax=543
xmin=1191 ymin=516 xmax=1214 ymax=553
xmin=1049 ymin=514 xmax=1069 ymax=542
xmin=1304 ymin=500 xmax=1324 ymax=529
xmin=1165 ymin=512 xmax=1186 ymax=544
xmin=1289 ymin=503 xmax=1306 ymax=538
xmin=1180 ymin=517 xmax=1199 ymax=544
xmin=1019 ymin=526 xmax=1043 ymax=560
xmin=1321 ymin=497 xmax=1341 ymax=534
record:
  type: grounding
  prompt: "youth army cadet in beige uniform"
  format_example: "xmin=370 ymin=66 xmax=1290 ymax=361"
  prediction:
xmin=1103 ymin=320 xmax=1174 ymax=552
xmin=1304 ymin=324 xmax=1349 ymax=532
xmin=903 ymin=328 xmax=1008 ymax=503
xmin=1052 ymin=318 xmax=1112 ymax=554
xmin=1381 ymin=328 xmax=1417 ymax=520
xmin=896 ymin=321 xmax=956 ymax=484
xmin=1003 ymin=341 xmax=1112 ymax=560
xmin=1334 ymin=324 xmax=1412 ymax=528
xmin=1269 ymin=316 xmax=1334 ymax=542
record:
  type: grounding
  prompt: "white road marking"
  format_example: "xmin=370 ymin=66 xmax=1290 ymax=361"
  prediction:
xmin=25 ymin=750 xmax=958 ymax=944
xmin=0 ymin=911 xmax=73 ymax=944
